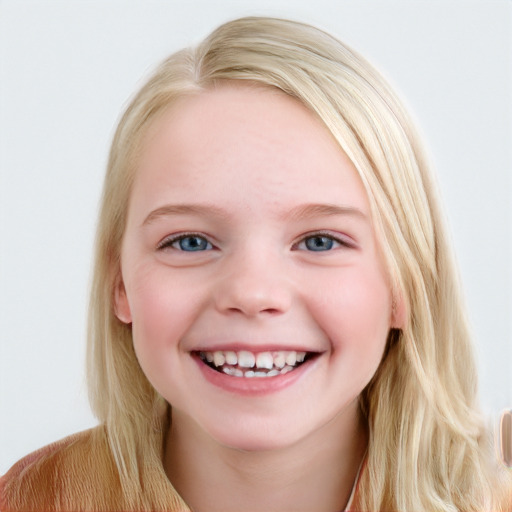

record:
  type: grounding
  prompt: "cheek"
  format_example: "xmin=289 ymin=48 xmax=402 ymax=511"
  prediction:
xmin=125 ymin=269 xmax=206 ymax=402
xmin=309 ymin=267 xmax=391 ymax=361
xmin=126 ymin=268 xmax=202 ymax=361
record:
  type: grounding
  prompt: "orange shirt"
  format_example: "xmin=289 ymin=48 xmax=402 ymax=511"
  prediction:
xmin=0 ymin=426 xmax=189 ymax=511
xmin=1 ymin=425 xmax=364 ymax=511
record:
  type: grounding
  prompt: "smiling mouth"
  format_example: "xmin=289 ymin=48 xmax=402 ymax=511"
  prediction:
xmin=196 ymin=349 xmax=317 ymax=378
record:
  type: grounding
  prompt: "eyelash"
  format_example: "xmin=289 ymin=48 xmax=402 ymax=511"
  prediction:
xmin=156 ymin=232 xmax=214 ymax=251
xmin=292 ymin=231 xmax=352 ymax=251
xmin=156 ymin=231 xmax=352 ymax=252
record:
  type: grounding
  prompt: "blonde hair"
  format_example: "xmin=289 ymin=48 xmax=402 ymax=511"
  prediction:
xmin=87 ymin=17 xmax=512 ymax=511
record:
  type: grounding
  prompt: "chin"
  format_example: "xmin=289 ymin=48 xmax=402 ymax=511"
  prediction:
xmin=210 ymin=420 xmax=306 ymax=453
xmin=222 ymin=436 xmax=294 ymax=453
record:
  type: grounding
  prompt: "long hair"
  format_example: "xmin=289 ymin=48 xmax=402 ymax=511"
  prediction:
xmin=87 ymin=17 xmax=511 ymax=510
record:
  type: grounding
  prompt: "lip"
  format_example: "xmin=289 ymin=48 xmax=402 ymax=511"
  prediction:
xmin=191 ymin=343 xmax=317 ymax=353
xmin=192 ymin=351 xmax=320 ymax=396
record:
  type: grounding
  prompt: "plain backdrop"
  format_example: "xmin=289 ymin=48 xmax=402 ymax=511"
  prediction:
xmin=1 ymin=0 xmax=511 ymax=474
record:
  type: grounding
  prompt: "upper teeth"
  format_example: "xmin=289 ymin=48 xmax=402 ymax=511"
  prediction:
xmin=201 ymin=350 xmax=307 ymax=370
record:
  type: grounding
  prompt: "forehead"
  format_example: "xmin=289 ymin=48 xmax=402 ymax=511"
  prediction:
xmin=132 ymin=83 xmax=370 ymax=216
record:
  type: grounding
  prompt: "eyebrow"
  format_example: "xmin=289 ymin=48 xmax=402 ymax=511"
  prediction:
xmin=142 ymin=202 xmax=367 ymax=226
xmin=142 ymin=204 xmax=231 ymax=226
xmin=286 ymin=203 xmax=367 ymax=222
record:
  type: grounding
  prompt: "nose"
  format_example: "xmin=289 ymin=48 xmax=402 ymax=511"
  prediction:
xmin=213 ymin=251 xmax=293 ymax=317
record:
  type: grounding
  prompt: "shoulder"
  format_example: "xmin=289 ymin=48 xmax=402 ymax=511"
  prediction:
xmin=0 ymin=426 xmax=124 ymax=511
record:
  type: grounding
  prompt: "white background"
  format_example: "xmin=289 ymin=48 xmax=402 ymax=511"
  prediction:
xmin=1 ymin=0 xmax=511 ymax=474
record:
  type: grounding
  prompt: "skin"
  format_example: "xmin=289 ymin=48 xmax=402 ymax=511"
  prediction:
xmin=115 ymin=84 xmax=403 ymax=512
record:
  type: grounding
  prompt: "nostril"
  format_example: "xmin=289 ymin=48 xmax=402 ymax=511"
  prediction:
xmin=226 ymin=306 xmax=283 ymax=316
xmin=260 ymin=307 xmax=282 ymax=315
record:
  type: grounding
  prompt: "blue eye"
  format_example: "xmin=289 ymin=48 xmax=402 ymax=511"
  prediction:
xmin=304 ymin=235 xmax=336 ymax=251
xmin=179 ymin=236 xmax=210 ymax=251
xmin=160 ymin=235 xmax=213 ymax=252
xmin=295 ymin=234 xmax=346 ymax=252
xmin=176 ymin=235 xmax=212 ymax=251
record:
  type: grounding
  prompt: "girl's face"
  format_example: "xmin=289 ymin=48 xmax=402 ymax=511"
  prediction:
xmin=116 ymin=85 xmax=400 ymax=451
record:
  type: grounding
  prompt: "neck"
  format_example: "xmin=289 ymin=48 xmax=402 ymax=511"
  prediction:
xmin=164 ymin=401 xmax=367 ymax=512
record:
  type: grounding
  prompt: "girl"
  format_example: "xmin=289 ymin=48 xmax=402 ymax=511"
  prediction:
xmin=1 ymin=16 xmax=510 ymax=512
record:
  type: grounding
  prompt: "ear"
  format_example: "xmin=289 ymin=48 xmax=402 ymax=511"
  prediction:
xmin=390 ymin=293 xmax=406 ymax=329
xmin=114 ymin=275 xmax=132 ymax=324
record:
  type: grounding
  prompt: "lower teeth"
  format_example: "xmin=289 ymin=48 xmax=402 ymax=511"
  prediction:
xmin=220 ymin=366 xmax=294 ymax=378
